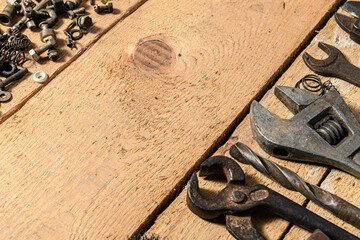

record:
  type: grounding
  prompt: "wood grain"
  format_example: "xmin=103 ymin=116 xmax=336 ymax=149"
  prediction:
xmin=148 ymin=6 xmax=360 ymax=240
xmin=0 ymin=0 xmax=147 ymax=121
xmin=0 ymin=0 xmax=343 ymax=239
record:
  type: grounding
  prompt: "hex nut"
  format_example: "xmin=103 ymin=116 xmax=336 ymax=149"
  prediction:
xmin=29 ymin=49 xmax=40 ymax=61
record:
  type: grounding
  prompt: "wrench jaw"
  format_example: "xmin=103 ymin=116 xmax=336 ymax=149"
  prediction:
xmin=303 ymin=42 xmax=339 ymax=73
xmin=250 ymin=100 xmax=308 ymax=161
xmin=274 ymin=86 xmax=319 ymax=114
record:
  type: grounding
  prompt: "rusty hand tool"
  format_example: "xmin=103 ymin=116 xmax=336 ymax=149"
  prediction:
xmin=230 ymin=142 xmax=360 ymax=229
xmin=303 ymin=42 xmax=360 ymax=88
xmin=335 ymin=1 xmax=360 ymax=44
xmin=187 ymin=156 xmax=360 ymax=240
xmin=250 ymin=85 xmax=360 ymax=178
xmin=308 ymin=230 xmax=330 ymax=240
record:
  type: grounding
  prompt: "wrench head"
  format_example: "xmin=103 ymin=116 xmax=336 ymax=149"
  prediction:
xmin=303 ymin=42 xmax=339 ymax=71
xmin=251 ymin=86 xmax=360 ymax=178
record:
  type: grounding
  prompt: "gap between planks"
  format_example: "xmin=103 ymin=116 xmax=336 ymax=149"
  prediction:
xmin=133 ymin=0 xmax=347 ymax=238
xmin=0 ymin=0 xmax=149 ymax=125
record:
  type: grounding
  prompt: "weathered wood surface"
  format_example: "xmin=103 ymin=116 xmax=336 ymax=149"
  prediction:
xmin=0 ymin=0 xmax=147 ymax=121
xmin=148 ymin=6 xmax=360 ymax=240
xmin=0 ymin=0 xmax=343 ymax=239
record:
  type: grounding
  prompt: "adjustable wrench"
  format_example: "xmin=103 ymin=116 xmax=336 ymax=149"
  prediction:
xmin=250 ymin=85 xmax=360 ymax=178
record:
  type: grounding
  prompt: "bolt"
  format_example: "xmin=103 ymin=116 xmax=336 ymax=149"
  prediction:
xmin=25 ymin=9 xmax=49 ymax=19
xmin=29 ymin=23 xmax=57 ymax=61
xmin=68 ymin=7 xmax=85 ymax=19
xmin=0 ymin=67 xmax=28 ymax=90
xmin=94 ymin=3 xmax=113 ymax=13
xmin=73 ymin=15 xmax=92 ymax=28
xmin=11 ymin=0 xmax=51 ymax=31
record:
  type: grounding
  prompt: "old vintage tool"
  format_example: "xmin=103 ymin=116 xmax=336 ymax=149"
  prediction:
xmin=230 ymin=142 xmax=360 ymax=229
xmin=308 ymin=230 xmax=330 ymax=240
xmin=335 ymin=1 xmax=360 ymax=44
xmin=187 ymin=156 xmax=359 ymax=240
xmin=251 ymin=85 xmax=360 ymax=179
xmin=303 ymin=42 xmax=360 ymax=88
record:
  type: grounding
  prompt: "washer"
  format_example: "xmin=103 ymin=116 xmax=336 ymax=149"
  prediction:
xmin=33 ymin=71 xmax=48 ymax=83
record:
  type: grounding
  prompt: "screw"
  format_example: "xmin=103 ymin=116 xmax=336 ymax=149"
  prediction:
xmin=0 ymin=67 xmax=28 ymax=90
xmin=68 ymin=7 xmax=85 ymax=19
xmin=94 ymin=3 xmax=113 ymax=13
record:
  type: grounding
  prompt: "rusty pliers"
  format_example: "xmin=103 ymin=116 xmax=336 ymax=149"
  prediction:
xmin=187 ymin=156 xmax=360 ymax=240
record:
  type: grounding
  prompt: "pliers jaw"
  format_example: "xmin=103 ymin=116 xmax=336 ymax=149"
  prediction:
xmin=186 ymin=156 xmax=268 ymax=239
xmin=335 ymin=1 xmax=360 ymax=43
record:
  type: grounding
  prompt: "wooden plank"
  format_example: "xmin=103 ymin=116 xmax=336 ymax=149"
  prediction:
xmin=0 ymin=0 xmax=147 ymax=121
xmin=0 ymin=0 xmax=342 ymax=239
xmin=148 ymin=6 xmax=360 ymax=240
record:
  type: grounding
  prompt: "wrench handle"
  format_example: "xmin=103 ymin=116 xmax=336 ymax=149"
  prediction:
xmin=336 ymin=60 xmax=360 ymax=88
xmin=264 ymin=188 xmax=359 ymax=240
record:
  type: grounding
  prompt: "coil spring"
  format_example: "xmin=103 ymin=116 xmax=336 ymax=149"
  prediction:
xmin=0 ymin=45 xmax=25 ymax=65
xmin=7 ymin=34 xmax=32 ymax=50
xmin=315 ymin=116 xmax=346 ymax=145
xmin=295 ymin=74 xmax=332 ymax=96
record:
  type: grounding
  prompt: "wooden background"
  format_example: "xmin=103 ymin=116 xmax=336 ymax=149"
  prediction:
xmin=0 ymin=0 xmax=359 ymax=239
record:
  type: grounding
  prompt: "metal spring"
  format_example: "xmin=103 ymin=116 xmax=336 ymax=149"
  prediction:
xmin=0 ymin=45 xmax=25 ymax=65
xmin=315 ymin=116 xmax=346 ymax=145
xmin=6 ymin=34 xmax=31 ymax=50
xmin=295 ymin=74 xmax=325 ymax=95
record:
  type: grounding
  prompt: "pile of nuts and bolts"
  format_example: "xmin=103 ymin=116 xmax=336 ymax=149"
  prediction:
xmin=0 ymin=0 xmax=115 ymax=101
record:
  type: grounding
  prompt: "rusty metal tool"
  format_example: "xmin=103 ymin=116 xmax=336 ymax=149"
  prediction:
xmin=230 ymin=142 xmax=360 ymax=229
xmin=303 ymin=42 xmax=360 ymax=88
xmin=187 ymin=156 xmax=359 ymax=240
xmin=250 ymin=85 xmax=360 ymax=179
xmin=335 ymin=1 xmax=360 ymax=44
xmin=308 ymin=230 xmax=330 ymax=240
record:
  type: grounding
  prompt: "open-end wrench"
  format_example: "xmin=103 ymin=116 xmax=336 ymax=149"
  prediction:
xmin=303 ymin=42 xmax=360 ymax=88
xmin=187 ymin=156 xmax=360 ymax=240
